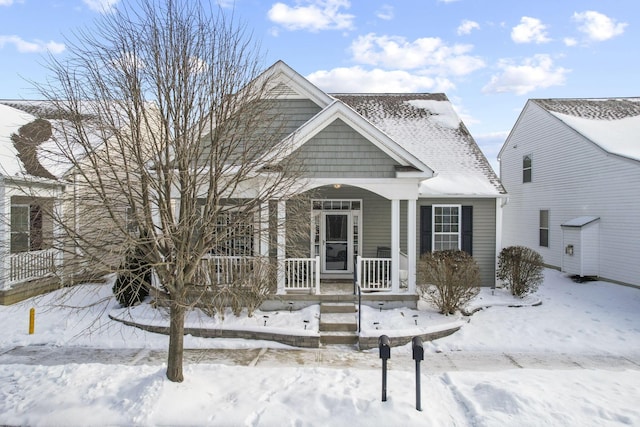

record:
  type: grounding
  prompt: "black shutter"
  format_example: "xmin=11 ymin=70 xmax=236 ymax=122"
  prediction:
xmin=462 ymin=205 xmax=473 ymax=255
xmin=420 ymin=206 xmax=432 ymax=254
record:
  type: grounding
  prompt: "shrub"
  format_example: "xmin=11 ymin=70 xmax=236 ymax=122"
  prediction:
xmin=112 ymin=246 xmax=151 ymax=307
xmin=417 ymin=250 xmax=480 ymax=315
xmin=496 ymin=246 xmax=544 ymax=297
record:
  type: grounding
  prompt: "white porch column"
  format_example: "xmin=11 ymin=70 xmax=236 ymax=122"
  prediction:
xmin=259 ymin=202 xmax=269 ymax=258
xmin=53 ymin=186 xmax=65 ymax=286
xmin=407 ymin=199 xmax=417 ymax=294
xmin=276 ymin=200 xmax=286 ymax=294
xmin=391 ymin=199 xmax=400 ymax=293
xmin=0 ymin=182 xmax=8 ymax=290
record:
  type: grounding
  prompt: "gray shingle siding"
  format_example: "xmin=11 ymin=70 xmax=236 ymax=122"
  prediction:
xmin=294 ymin=119 xmax=399 ymax=178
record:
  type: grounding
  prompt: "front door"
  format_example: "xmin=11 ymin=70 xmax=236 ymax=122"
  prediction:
xmin=322 ymin=213 xmax=350 ymax=273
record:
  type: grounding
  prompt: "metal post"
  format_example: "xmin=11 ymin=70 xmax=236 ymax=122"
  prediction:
xmin=379 ymin=335 xmax=391 ymax=402
xmin=382 ymin=358 xmax=387 ymax=402
xmin=415 ymin=358 xmax=421 ymax=411
xmin=412 ymin=336 xmax=424 ymax=411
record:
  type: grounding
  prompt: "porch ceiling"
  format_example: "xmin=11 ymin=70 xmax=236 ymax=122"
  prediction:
xmin=303 ymin=178 xmax=421 ymax=200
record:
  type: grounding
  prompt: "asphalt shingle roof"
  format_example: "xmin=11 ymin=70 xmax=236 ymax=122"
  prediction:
xmin=333 ymin=93 xmax=505 ymax=196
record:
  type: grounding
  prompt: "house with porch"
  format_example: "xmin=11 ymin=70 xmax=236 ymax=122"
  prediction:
xmin=1 ymin=61 xmax=506 ymax=312
xmin=0 ymin=102 xmax=66 ymax=304
xmin=224 ymin=61 xmax=506 ymax=310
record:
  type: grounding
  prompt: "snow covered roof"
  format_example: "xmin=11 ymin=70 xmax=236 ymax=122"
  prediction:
xmin=0 ymin=101 xmax=73 ymax=180
xmin=0 ymin=103 xmax=33 ymax=177
xmin=0 ymin=100 xmax=110 ymax=181
xmin=333 ymin=94 xmax=505 ymax=196
xmin=533 ymin=98 xmax=640 ymax=162
xmin=561 ymin=216 xmax=600 ymax=228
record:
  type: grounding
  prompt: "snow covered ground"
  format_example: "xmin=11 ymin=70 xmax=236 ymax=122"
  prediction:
xmin=0 ymin=269 xmax=639 ymax=426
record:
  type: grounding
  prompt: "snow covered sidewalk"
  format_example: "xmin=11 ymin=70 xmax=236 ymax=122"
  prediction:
xmin=1 ymin=269 xmax=639 ymax=426
xmin=1 ymin=345 xmax=639 ymax=373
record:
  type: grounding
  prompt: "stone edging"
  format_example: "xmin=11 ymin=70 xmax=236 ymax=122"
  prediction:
xmin=109 ymin=314 xmax=321 ymax=348
xmin=358 ymin=326 xmax=462 ymax=350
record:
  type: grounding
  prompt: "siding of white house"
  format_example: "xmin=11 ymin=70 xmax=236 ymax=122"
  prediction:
xmin=500 ymin=101 xmax=640 ymax=287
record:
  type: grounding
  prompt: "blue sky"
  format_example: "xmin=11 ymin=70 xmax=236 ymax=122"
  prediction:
xmin=1 ymin=0 xmax=638 ymax=170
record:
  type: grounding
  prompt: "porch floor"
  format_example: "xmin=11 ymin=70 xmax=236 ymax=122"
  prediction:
xmin=263 ymin=279 xmax=418 ymax=310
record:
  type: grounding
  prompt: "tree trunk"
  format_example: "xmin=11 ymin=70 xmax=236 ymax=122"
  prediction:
xmin=166 ymin=300 xmax=185 ymax=382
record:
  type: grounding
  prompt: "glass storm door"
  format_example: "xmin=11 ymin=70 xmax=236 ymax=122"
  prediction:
xmin=323 ymin=213 xmax=350 ymax=273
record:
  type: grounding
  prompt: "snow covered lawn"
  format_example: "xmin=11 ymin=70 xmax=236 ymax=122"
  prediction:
xmin=0 ymin=269 xmax=639 ymax=426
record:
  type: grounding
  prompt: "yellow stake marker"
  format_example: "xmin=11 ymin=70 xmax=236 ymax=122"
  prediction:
xmin=29 ymin=307 xmax=35 ymax=335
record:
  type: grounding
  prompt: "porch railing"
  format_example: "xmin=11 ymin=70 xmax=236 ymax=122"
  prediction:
xmin=9 ymin=248 xmax=58 ymax=284
xmin=284 ymin=256 xmax=320 ymax=294
xmin=357 ymin=256 xmax=392 ymax=291
xmin=197 ymin=255 xmax=263 ymax=286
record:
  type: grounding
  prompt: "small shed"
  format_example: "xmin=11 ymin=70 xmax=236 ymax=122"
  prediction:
xmin=561 ymin=216 xmax=600 ymax=278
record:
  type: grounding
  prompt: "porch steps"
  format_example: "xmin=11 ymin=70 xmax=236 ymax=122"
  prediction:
xmin=319 ymin=302 xmax=358 ymax=346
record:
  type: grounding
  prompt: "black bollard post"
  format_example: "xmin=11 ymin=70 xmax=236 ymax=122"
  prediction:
xmin=378 ymin=335 xmax=391 ymax=402
xmin=412 ymin=336 xmax=424 ymax=411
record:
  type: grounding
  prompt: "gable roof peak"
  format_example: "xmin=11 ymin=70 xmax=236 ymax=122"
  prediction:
xmin=259 ymin=60 xmax=333 ymax=107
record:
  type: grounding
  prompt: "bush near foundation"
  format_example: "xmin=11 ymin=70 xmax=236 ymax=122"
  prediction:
xmin=496 ymin=246 xmax=544 ymax=297
xmin=417 ymin=250 xmax=480 ymax=315
xmin=112 ymin=246 xmax=151 ymax=307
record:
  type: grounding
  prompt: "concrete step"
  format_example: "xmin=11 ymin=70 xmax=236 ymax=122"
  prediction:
xmin=320 ymin=332 xmax=359 ymax=345
xmin=319 ymin=312 xmax=357 ymax=332
xmin=320 ymin=302 xmax=357 ymax=314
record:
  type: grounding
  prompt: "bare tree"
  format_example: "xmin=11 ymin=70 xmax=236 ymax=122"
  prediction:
xmin=416 ymin=250 xmax=480 ymax=315
xmin=32 ymin=0 xmax=308 ymax=382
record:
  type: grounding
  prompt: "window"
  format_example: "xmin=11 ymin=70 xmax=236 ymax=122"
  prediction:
xmin=523 ymin=154 xmax=532 ymax=183
xmin=433 ymin=205 xmax=461 ymax=251
xmin=125 ymin=206 xmax=138 ymax=233
xmin=10 ymin=204 xmax=43 ymax=253
xmin=539 ymin=210 xmax=549 ymax=247
xmin=212 ymin=211 xmax=254 ymax=257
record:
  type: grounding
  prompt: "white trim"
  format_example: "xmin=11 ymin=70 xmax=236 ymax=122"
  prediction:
xmin=391 ymin=199 xmax=400 ymax=292
xmin=265 ymin=101 xmax=433 ymax=176
xmin=259 ymin=61 xmax=334 ymax=107
xmin=304 ymin=178 xmax=421 ymax=200
xmin=407 ymin=199 xmax=417 ymax=293
xmin=432 ymin=204 xmax=462 ymax=251
xmin=311 ymin=199 xmax=362 ymax=276
xmin=276 ymin=200 xmax=286 ymax=294
xmin=259 ymin=202 xmax=269 ymax=257
xmin=495 ymin=198 xmax=503 ymax=287
xmin=0 ymin=184 xmax=8 ymax=289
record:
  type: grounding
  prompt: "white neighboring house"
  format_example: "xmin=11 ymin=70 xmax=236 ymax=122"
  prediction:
xmin=499 ymin=98 xmax=640 ymax=287
xmin=0 ymin=102 xmax=66 ymax=304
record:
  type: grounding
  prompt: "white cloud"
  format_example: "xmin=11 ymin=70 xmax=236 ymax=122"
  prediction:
xmin=82 ymin=0 xmax=119 ymax=13
xmin=0 ymin=35 xmax=65 ymax=54
xmin=350 ymin=33 xmax=485 ymax=76
xmin=307 ymin=66 xmax=455 ymax=93
xmin=216 ymin=0 xmax=235 ymax=8
xmin=511 ymin=17 xmax=551 ymax=44
xmin=0 ymin=0 xmax=16 ymax=6
xmin=267 ymin=0 xmax=354 ymax=32
xmin=457 ymin=20 xmax=480 ymax=36
xmin=572 ymin=10 xmax=627 ymax=42
xmin=376 ymin=5 xmax=394 ymax=21
xmin=482 ymin=54 xmax=569 ymax=95
xmin=563 ymin=37 xmax=578 ymax=47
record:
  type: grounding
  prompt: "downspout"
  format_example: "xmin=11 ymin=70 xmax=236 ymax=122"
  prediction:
xmin=495 ymin=196 xmax=508 ymax=288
